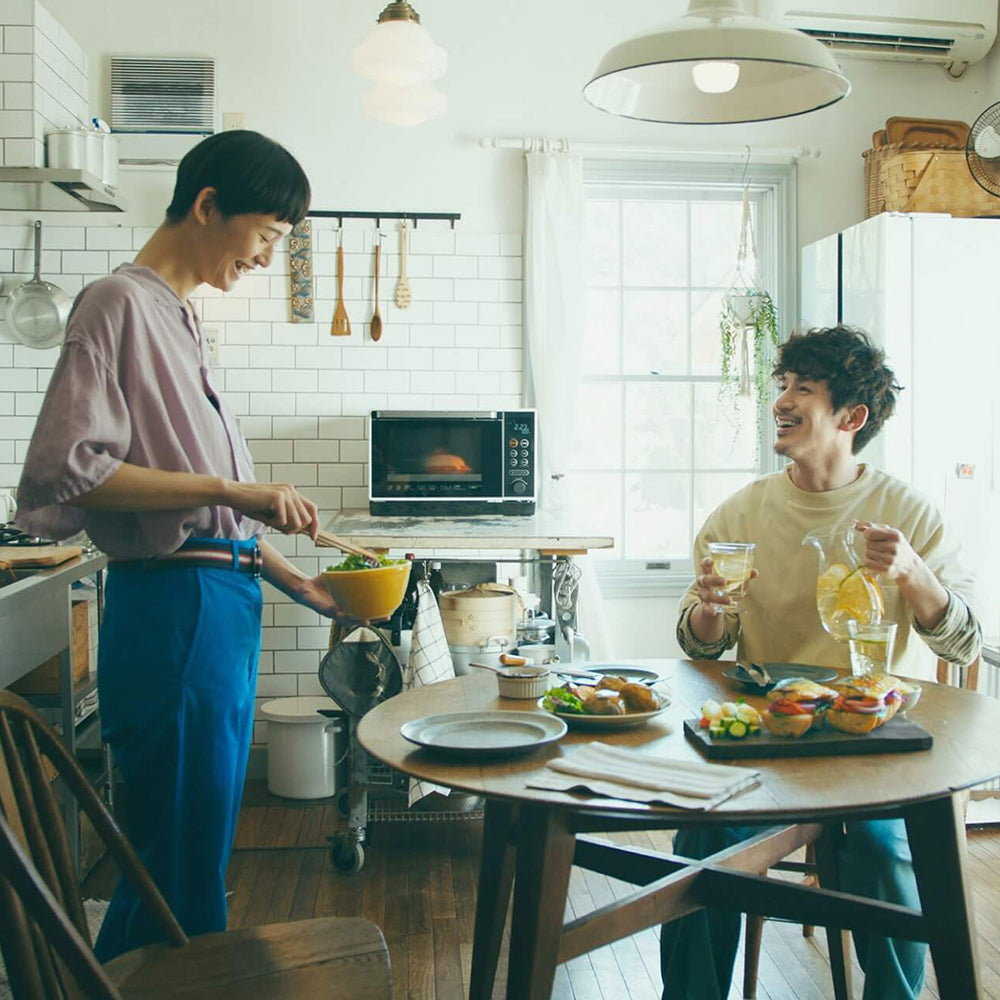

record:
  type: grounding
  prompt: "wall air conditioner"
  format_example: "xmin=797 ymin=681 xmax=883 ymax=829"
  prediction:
xmin=110 ymin=56 xmax=216 ymax=165
xmin=756 ymin=0 xmax=997 ymax=74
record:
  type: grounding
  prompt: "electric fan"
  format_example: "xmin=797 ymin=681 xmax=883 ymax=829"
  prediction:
xmin=966 ymin=102 xmax=1000 ymax=200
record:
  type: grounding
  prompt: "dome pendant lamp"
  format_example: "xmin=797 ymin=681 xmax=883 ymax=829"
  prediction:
xmin=583 ymin=0 xmax=850 ymax=125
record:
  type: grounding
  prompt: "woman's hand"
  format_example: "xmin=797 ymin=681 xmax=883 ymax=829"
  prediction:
xmin=294 ymin=575 xmax=357 ymax=623
xmin=223 ymin=481 xmax=320 ymax=539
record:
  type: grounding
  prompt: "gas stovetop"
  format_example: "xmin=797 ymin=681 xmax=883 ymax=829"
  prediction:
xmin=0 ymin=523 xmax=55 ymax=546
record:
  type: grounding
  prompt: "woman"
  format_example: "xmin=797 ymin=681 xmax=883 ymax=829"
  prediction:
xmin=15 ymin=130 xmax=345 ymax=961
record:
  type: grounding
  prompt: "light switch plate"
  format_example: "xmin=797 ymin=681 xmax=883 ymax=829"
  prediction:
xmin=203 ymin=324 xmax=221 ymax=365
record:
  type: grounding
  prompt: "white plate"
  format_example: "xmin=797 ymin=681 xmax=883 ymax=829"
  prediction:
xmin=582 ymin=663 xmax=670 ymax=684
xmin=400 ymin=710 xmax=567 ymax=757
xmin=538 ymin=684 xmax=672 ymax=730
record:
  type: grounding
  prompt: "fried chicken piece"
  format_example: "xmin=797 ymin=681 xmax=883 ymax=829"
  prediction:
xmin=619 ymin=683 xmax=659 ymax=713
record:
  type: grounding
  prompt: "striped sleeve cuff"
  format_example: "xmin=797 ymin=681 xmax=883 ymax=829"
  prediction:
xmin=676 ymin=603 xmax=740 ymax=660
xmin=911 ymin=590 xmax=983 ymax=666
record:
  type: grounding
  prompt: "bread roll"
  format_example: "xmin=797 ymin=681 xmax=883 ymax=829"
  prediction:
xmin=595 ymin=676 xmax=627 ymax=692
xmin=760 ymin=710 xmax=814 ymax=738
xmin=825 ymin=708 xmax=884 ymax=734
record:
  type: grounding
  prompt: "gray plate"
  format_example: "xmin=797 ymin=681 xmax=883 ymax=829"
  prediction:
xmin=400 ymin=710 xmax=567 ymax=757
xmin=720 ymin=662 xmax=839 ymax=691
xmin=578 ymin=664 xmax=667 ymax=684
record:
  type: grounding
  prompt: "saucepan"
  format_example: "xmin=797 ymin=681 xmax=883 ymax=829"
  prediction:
xmin=7 ymin=221 xmax=72 ymax=350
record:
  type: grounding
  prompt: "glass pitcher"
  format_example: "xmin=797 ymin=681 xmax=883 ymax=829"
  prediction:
xmin=801 ymin=522 xmax=885 ymax=641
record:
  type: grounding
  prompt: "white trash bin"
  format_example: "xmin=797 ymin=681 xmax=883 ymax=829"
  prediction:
xmin=260 ymin=696 xmax=345 ymax=799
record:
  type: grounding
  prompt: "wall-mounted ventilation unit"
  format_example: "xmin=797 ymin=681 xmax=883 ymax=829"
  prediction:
xmin=757 ymin=1 xmax=997 ymax=74
xmin=110 ymin=56 xmax=216 ymax=165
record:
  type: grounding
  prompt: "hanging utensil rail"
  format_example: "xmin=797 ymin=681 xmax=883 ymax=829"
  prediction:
xmin=307 ymin=210 xmax=461 ymax=229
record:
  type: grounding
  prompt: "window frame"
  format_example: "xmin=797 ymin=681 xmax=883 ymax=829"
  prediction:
xmin=576 ymin=158 xmax=798 ymax=599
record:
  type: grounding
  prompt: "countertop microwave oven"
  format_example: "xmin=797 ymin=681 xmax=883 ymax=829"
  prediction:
xmin=368 ymin=410 xmax=536 ymax=516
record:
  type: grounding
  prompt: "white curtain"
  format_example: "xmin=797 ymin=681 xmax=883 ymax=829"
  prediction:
xmin=524 ymin=150 xmax=613 ymax=662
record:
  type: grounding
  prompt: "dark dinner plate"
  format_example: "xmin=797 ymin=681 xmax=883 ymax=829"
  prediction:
xmin=720 ymin=662 xmax=839 ymax=692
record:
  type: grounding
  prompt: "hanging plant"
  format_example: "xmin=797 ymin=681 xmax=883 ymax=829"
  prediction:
xmin=718 ymin=178 xmax=780 ymax=435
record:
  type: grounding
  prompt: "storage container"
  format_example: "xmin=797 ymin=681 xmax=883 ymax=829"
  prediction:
xmin=11 ymin=599 xmax=89 ymax=695
xmin=261 ymin=696 xmax=346 ymax=799
xmin=863 ymin=143 xmax=1000 ymax=218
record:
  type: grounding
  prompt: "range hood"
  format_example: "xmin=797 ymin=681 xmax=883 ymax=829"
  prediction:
xmin=0 ymin=167 xmax=125 ymax=213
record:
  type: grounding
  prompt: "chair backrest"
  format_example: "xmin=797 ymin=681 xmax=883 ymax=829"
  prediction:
xmin=936 ymin=655 xmax=981 ymax=690
xmin=0 ymin=690 xmax=187 ymax=999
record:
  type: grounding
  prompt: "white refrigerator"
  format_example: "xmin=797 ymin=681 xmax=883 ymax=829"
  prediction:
xmin=801 ymin=212 xmax=1000 ymax=656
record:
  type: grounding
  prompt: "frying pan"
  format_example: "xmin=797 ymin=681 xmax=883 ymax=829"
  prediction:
xmin=7 ymin=221 xmax=71 ymax=350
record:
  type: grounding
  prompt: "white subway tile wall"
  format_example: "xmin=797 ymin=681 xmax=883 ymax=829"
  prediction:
xmin=0 ymin=1 xmax=87 ymax=167
xmin=0 ymin=220 xmax=524 ymax=744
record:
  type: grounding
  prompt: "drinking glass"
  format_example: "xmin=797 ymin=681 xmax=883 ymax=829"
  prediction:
xmin=847 ymin=619 xmax=898 ymax=676
xmin=706 ymin=542 xmax=756 ymax=613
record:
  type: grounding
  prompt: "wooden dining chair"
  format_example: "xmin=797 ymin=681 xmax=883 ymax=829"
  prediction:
xmin=937 ymin=654 xmax=980 ymax=691
xmin=0 ymin=689 xmax=392 ymax=999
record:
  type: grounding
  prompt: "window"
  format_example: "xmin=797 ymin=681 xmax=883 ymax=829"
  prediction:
xmin=569 ymin=159 xmax=795 ymax=594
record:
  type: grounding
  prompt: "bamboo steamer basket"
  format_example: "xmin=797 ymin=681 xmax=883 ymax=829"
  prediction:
xmin=439 ymin=584 xmax=518 ymax=648
xmin=863 ymin=142 xmax=1000 ymax=219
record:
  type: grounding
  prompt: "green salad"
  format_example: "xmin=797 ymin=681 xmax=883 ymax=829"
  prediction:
xmin=326 ymin=553 xmax=408 ymax=572
xmin=542 ymin=686 xmax=585 ymax=715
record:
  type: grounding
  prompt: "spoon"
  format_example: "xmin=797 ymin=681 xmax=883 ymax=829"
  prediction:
xmin=330 ymin=231 xmax=350 ymax=337
xmin=370 ymin=236 xmax=382 ymax=342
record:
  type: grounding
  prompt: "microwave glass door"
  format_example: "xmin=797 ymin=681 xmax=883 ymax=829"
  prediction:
xmin=372 ymin=418 xmax=502 ymax=498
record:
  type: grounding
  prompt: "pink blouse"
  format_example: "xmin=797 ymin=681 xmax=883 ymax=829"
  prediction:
xmin=15 ymin=264 xmax=264 ymax=559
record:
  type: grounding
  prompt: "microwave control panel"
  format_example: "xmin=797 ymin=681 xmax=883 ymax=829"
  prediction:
xmin=503 ymin=410 xmax=535 ymax=500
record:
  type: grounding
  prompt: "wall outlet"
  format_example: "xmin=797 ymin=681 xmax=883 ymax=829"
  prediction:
xmin=222 ymin=112 xmax=245 ymax=130
xmin=203 ymin=325 xmax=221 ymax=365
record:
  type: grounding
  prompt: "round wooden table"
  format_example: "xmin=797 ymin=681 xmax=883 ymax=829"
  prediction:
xmin=359 ymin=660 xmax=1000 ymax=999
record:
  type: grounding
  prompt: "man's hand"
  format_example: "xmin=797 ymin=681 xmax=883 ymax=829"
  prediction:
xmin=855 ymin=521 xmax=923 ymax=584
xmin=688 ymin=556 xmax=759 ymax=644
xmin=855 ymin=521 xmax=949 ymax=631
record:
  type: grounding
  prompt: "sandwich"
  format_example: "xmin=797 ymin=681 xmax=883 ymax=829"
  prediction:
xmin=760 ymin=677 xmax=839 ymax=737
xmin=825 ymin=672 xmax=903 ymax=734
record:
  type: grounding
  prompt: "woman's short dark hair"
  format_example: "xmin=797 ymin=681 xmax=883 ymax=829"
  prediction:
xmin=165 ymin=130 xmax=310 ymax=225
xmin=773 ymin=326 xmax=903 ymax=454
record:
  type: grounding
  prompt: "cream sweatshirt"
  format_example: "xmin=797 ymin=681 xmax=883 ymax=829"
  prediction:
xmin=676 ymin=466 xmax=982 ymax=680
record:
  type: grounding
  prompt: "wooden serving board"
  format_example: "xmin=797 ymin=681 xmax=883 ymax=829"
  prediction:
xmin=683 ymin=717 xmax=933 ymax=759
xmin=0 ymin=545 xmax=83 ymax=567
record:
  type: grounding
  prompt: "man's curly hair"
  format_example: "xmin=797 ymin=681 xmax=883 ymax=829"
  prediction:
xmin=773 ymin=326 xmax=903 ymax=454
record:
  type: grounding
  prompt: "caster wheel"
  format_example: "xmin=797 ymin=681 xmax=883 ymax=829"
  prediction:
xmin=330 ymin=837 xmax=365 ymax=873
xmin=336 ymin=788 xmax=351 ymax=819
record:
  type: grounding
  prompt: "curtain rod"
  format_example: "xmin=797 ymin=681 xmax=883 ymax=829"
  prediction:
xmin=478 ymin=137 xmax=819 ymax=163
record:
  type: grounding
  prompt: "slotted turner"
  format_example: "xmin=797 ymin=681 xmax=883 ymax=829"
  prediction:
xmin=331 ymin=230 xmax=351 ymax=337
xmin=394 ymin=219 xmax=412 ymax=309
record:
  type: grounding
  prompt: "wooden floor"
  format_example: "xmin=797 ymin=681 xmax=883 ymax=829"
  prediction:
xmin=207 ymin=783 xmax=1000 ymax=1000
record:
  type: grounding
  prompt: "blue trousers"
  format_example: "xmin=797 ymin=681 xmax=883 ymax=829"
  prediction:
xmin=93 ymin=540 xmax=262 ymax=962
xmin=659 ymin=820 xmax=927 ymax=1000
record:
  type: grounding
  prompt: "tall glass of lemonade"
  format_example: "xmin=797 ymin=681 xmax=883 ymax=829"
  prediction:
xmin=706 ymin=542 xmax=756 ymax=613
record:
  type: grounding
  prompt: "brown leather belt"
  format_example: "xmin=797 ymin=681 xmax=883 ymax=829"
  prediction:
xmin=109 ymin=542 xmax=262 ymax=578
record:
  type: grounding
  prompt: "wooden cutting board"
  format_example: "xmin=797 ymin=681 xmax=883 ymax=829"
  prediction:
xmin=0 ymin=545 xmax=83 ymax=567
xmin=683 ymin=717 xmax=933 ymax=759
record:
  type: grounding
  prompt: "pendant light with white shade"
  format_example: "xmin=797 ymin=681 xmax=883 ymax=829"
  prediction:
xmin=352 ymin=1 xmax=447 ymax=126
xmin=583 ymin=0 xmax=850 ymax=125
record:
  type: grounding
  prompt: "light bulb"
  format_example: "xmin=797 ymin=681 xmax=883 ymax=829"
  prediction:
xmin=691 ymin=60 xmax=740 ymax=94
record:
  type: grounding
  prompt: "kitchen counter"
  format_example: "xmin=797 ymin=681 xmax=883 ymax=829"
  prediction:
xmin=324 ymin=509 xmax=613 ymax=552
xmin=324 ymin=510 xmax=614 ymax=663
xmin=0 ymin=550 xmax=106 ymax=690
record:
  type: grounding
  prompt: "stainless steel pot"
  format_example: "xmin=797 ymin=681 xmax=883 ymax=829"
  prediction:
xmin=447 ymin=634 xmax=509 ymax=676
xmin=517 ymin=611 xmax=556 ymax=646
xmin=7 ymin=221 xmax=71 ymax=350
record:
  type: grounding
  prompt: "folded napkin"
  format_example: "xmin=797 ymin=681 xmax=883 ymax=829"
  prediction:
xmin=528 ymin=742 xmax=760 ymax=810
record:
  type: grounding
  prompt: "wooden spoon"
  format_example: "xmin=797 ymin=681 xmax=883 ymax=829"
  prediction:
xmin=330 ymin=236 xmax=350 ymax=337
xmin=394 ymin=220 xmax=412 ymax=309
xmin=370 ymin=238 xmax=383 ymax=342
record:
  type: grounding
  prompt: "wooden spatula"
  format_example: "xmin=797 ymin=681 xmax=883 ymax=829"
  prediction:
xmin=331 ymin=235 xmax=351 ymax=337
xmin=394 ymin=220 xmax=412 ymax=309
xmin=370 ymin=237 xmax=383 ymax=342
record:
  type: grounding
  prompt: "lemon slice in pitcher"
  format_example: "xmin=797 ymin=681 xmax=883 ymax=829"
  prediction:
xmin=836 ymin=567 xmax=884 ymax=621
xmin=816 ymin=562 xmax=850 ymax=601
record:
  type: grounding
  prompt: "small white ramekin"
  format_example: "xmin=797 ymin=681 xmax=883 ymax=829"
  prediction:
xmin=496 ymin=665 xmax=551 ymax=699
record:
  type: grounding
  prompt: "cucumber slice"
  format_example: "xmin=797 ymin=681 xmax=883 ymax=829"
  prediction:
xmin=709 ymin=725 xmax=726 ymax=738
xmin=729 ymin=720 xmax=748 ymax=738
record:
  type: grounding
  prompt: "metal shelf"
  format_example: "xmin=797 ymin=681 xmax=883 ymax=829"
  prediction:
xmin=0 ymin=167 xmax=125 ymax=212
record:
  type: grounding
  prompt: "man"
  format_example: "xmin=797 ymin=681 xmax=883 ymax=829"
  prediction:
xmin=661 ymin=326 xmax=981 ymax=1000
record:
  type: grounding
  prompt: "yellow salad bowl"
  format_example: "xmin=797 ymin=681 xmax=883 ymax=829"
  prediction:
xmin=320 ymin=562 xmax=410 ymax=621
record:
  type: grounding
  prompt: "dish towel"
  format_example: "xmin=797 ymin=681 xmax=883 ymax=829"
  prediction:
xmin=529 ymin=741 xmax=760 ymax=810
xmin=405 ymin=580 xmax=456 ymax=807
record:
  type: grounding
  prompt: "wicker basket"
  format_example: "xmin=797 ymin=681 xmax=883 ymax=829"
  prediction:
xmin=863 ymin=142 xmax=1000 ymax=218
